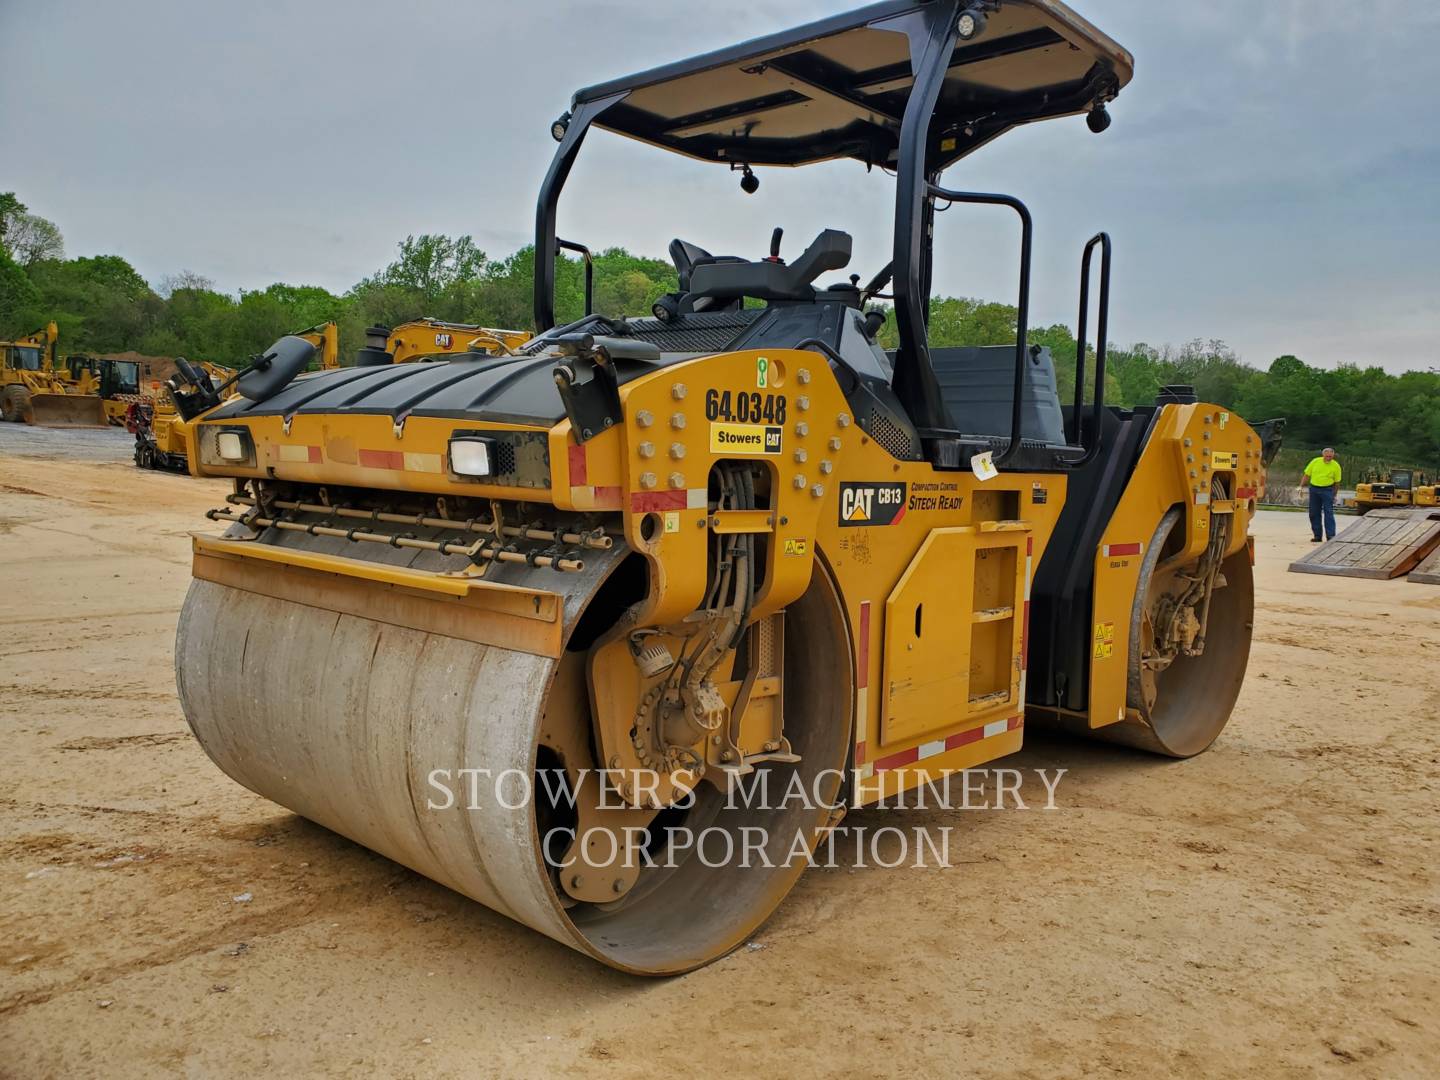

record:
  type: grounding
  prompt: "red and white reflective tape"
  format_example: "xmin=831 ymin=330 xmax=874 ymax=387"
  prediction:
xmin=567 ymin=443 xmax=704 ymax=512
xmin=356 ymin=448 xmax=443 ymax=473
xmin=275 ymin=443 xmax=322 ymax=464
xmin=569 ymin=485 xmax=623 ymax=510
xmin=630 ymin=488 xmax=707 ymax=513
xmin=565 ymin=444 xmax=624 ymax=510
xmin=568 ymin=443 xmax=588 ymax=485
xmin=358 ymin=448 xmax=403 ymax=470
xmin=870 ymin=715 xmax=1023 ymax=774
xmin=1102 ymin=541 xmax=1143 ymax=558
xmin=854 ymin=601 xmax=872 ymax=779
xmin=278 ymin=443 xmax=448 ymax=473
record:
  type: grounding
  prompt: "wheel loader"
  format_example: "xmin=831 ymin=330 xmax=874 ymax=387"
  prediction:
xmin=0 ymin=322 xmax=107 ymax=427
xmin=174 ymin=0 xmax=1281 ymax=975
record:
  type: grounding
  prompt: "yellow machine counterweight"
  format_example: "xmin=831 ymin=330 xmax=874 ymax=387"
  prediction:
xmin=172 ymin=0 xmax=1283 ymax=974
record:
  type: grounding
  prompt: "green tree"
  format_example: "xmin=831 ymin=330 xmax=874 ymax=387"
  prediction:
xmin=359 ymin=234 xmax=487 ymax=308
xmin=0 ymin=193 xmax=26 ymax=254
xmin=0 ymin=247 xmax=40 ymax=335
xmin=22 ymin=254 xmax=159 ymax=350
xmin=4 ymin=206 xmax=65 ymax=268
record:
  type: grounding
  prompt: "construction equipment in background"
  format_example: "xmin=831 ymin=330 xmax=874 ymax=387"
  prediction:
xmin=127 ymin=399 xmax=190 ymax=471
xmin=64 ymin=356 xmax=143 ymax=425
xmin=1290 ymin=507 xmax=1440 ymax=579
xmin=295 ymin=322 xmax=340 ymax=369
xmin=1 ymin=323 xmax=107 ymax=427
xmin=1412 ymin=473 xmax=1437 ymax=509
xmin=1353 ymin=469 xmax=1415 ymax=514
xmin=361 ymin=318 xmax=530 ymax=366
xmin=173 ymin=0 xmax=1283 ymax=975
xmin=31 ymin=320 xmax=59 ymax=369
xmin=130 ymin=357 xmax=237 ymax=471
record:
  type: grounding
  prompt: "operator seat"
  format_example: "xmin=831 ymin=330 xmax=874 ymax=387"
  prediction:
xmin=688 ymin=229 xmax=852 ymax=304
xmin=659 ymin=239 xmax=749 ymax=318
xmin=668 ymin=239 xmax=747 ymax=292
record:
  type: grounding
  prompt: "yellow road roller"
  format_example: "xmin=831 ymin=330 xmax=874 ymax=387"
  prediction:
xmin=174 ymin=0 xmax=1283 ymax=974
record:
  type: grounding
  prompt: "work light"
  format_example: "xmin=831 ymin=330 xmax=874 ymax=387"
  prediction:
xmin=198 ymin=427 xmax=254 ymax=467
xmin=216 ymin=431 xmax=248 ymax=461
xmin=449 ymin=436 xmax=495 ymax=478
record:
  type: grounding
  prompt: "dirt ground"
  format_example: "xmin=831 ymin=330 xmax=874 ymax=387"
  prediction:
xmin=1 ymin=445 xmax=1437 ymax=1080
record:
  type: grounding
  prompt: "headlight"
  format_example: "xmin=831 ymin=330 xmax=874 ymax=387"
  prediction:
xmin=217 ymin=431 xmax=248 ymax=462
xmin=449 ymin=436 xmax=495 ymax=478
xmin=199 ymin=426 xmax=254 ymax=467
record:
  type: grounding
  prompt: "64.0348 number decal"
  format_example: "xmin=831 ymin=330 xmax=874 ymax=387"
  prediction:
xmin=705 ymin=389 xmax=787 ymax=425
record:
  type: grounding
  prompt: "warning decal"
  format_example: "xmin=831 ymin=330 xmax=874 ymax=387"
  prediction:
xmin=1092 ymin=621 xmax=1115 ymax=660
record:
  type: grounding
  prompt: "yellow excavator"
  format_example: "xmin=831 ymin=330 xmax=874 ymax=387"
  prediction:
xmin=1 ymin=322 xmax=107 ymax=426
xmin=357 ymin=318 xmax=530 ymax=366
xmin=172 ymin=0 xmax=1284 ymax=974
xmin=296 ymin=321 xmax=341 ymax=369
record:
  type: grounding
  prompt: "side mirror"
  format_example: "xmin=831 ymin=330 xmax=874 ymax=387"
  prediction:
xmin=238 ymin=336 xmax=317 ymax=402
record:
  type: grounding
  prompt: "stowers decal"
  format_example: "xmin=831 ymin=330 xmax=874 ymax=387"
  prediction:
xmin=839 ymin=482 xmax=907 ymax=527
xmin=709 ymin=422 xmax=783 ymax=455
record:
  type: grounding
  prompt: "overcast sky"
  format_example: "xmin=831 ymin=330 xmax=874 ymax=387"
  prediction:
xmin=4 ymin=0 xmax=1437 ymax=372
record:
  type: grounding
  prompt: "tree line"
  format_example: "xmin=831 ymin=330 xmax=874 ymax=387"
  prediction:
xmin=2 ymin=192 xmax=1436 ymax=469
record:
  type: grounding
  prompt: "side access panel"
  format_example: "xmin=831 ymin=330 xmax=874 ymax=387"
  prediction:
xmin=881 ymin=525 xmax=1031 ymax=746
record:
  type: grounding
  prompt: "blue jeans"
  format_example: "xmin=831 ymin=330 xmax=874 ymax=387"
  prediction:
xmin=1308 ymin=485 xmax=1337 ymax=540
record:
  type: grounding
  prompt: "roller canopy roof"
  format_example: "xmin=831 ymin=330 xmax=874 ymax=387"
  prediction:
xmin=572 ymin=0 xmax=1133 ymax=170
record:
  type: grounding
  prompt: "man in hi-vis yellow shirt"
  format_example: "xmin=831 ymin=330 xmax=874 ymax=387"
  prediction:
xmin=1301 ymin=447 xmax=1342 ymax=542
